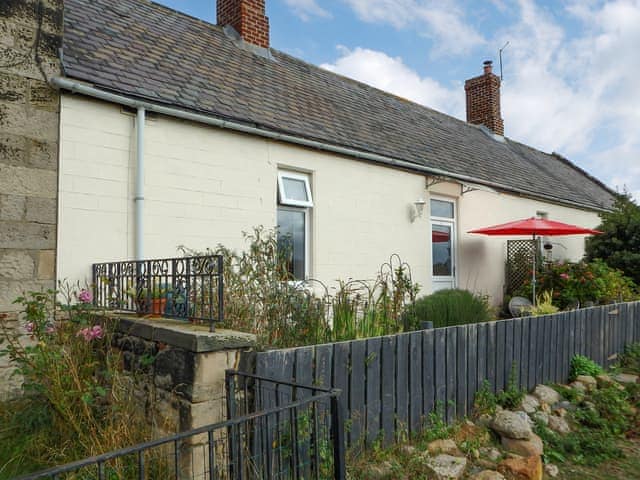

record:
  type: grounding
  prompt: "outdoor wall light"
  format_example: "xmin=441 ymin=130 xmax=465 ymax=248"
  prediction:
xmin=410 ymin=198 xmax=426 ymax=222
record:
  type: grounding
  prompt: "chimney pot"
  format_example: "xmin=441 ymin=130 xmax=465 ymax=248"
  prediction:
xmin=464 ymin=60 xmax=504 ymax=135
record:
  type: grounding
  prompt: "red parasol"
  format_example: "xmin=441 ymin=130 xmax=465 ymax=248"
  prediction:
xmin=469 ymin=217 xmax=602 ymax=305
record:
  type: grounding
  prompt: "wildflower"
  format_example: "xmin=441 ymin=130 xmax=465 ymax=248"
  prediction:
xmin=77 ymin=325 xmax=104 ymax=341
xmin=560 ymin=273 xmax=570 ymax=280
xmin=78 ymin=289 xmax=93 ymax=304
xmin=25 ymin=322 xmax=34 ymax=333
xmin=45 ymin=325 xmax=56 ymax=334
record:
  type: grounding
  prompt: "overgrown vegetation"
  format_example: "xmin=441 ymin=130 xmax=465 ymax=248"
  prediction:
xmin=180 ymin=227 xmax=420 ymax=348
xmin=516 ymin=259 xmax=637 ymax=309
xmin=586 ymin=192 xmax=640 ymax=286
xmin=526 ymin=290 xmax=560 ymax=316
xmin=402 ymin=289 xmax=494 ymax=330
xmin=472 ymin=365 xmax=525 ymax=415
xmin=570 ymin=354 xmax=604 ymax=381
xmin=0 ymin=287 xmax=158 ymax=478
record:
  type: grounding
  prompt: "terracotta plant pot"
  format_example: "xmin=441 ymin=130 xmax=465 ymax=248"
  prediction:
xmin=151 ymin=298 xmax=167 ymax=316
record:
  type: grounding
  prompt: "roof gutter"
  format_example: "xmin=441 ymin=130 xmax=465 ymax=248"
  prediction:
xmin=50 ymin=76 xmax=608 ymax=213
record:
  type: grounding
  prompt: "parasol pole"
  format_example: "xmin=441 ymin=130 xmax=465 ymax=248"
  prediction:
xmin=532 ymin=233 xmax=537 ymax=306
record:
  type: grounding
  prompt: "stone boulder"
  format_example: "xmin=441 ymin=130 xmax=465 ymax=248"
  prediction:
xmin=470 ymin=471 xmax=506 ymax=480
xmin=424 ymin=454 xmax=467 ymax=479
xmin=518 ymin=394 xmax=540 ymax=414
xmin=479 ymin=447 xmax=502 ymax=462
xmin=544 ymin=463 xmax=559 ymax=478
xmin=569 ymin=381 xmax=587 ymax=392
xmin=575 ymin=375 xmax=597 ymax=391
xmin=427 ymin=439 xmax=463 ymax=457
xmin=498 ymin=455 xmax=542 ymax=480
xmin=491 ymin=410 xmax=533 ymax=440
xmin=613 ymin=373 xmax=639 ymax=384
xmin=596 ymin=373 xmax=614 ymax=387
xmin=531 ymin=411 xmax=549 ymax=426
xmin=548 ymin=415 xmax=570 ymax=434
xmin=501 ymin=433 xmax=544 ymax=457
xmin=532 ymin=385 xmax=561 ymax=405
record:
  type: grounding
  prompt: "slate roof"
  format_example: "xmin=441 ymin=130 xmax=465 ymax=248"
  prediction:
xmin=61 ymin=0 xmax=615 ymax=211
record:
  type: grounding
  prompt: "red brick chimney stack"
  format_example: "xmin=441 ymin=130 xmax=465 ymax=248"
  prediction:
xmin=465 ymin=60 xmax=504 ymax=136
xmin=217 ymin=0 xmax=270 ymax=49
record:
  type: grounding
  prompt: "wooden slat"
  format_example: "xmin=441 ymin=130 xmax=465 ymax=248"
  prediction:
xmin=477 ymin=323 xmax=487 ymax=388
xmin=434 ymin=329 xmax=447 ymax=421
xmin=365 ymin=337 xmax=382 ymax=445
xmin=349 ymin=340 xmax=366 ymax=448
xmin=446 ymin=327 xmax=457 ymax=423
xmin=496 ymin=321 xmax=506 ymax=391
xmin=519 ymin=317 xmax=530 ymax=390
xmin=536 ymin=315 xmax=545 ymax=385
xmin=527 ymin=317 xmax=537 ymax=389
xmin=381 ymin=335 xmax=396 ymax=447
xmin=332 ymin=342 xmax=350 ymax=444
xmin=543 ymin=315 xmax=552 ymax=382
xmin=466 ymin=324 xmax=478 ymax=413
xmin=512 ymin=318 xmax=522 ymax=388
xmin=486 ymin=322 xmax=497 ymax=392
xmin=505 ymin=320 xmax=514 ymax=387
xmin=396 ymin=333 xmax=410 ymax=440
xmin=456 ymin=325 xmax=468 ymax=418
xmin=422 ymin=330 xmax=435 ymax=419
xmin=409 ymin=332 xmax=423 ymax=434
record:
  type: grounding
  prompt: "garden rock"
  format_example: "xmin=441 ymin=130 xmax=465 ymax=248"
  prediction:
xmin=548 ymin=415 xmax=570 ymax=434
xmin=613 ymin=373 xmax=639 ymax=384
xmin=515 ymin=410 xmax=533 ymax=427
xmin=554 ymin=400 xmax=576 ymax=412
xmin=532 ymin=385 xmax=561 ymax=405
xmin=470 ymin=471 xmax=506 ymax=480
xmin=364 ymin=461 xmax=393 ymax=479
xmin=544 ymin=463 xmax=559 ymax=478
xmin=569 ymin=381 xmax=586 ymax=392
xmin=596 ymin=373 xmax=614 ymax=387
xmin=531 ymin=411 xmax=549 ymax=426
xmin=424 ymin=454 xmax=467 ymax=479
xmin=501 ymin=432 xmax=544 ymax=457
xmin=479 ymin=447 xmax=502 ymax=462
xmin=519 ymin=395 xmax=540 ymax=414
xmin=498 ymin=455 xmax=542 ymax=480
xmin=427 ymin=439 xmax=462 ymax=457
xmin=399 ymin=444 xmax=417 ymax=456
xmin=491 ymin=410 xmax=533 ymax=440
xmin=575 ymin=375 xmax=597 ymax=391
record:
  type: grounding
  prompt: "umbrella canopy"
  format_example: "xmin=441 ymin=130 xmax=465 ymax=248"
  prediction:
xmin=468 ymin=217 xmax=602 ymax=306
xmin=468 ymin=217 xmax=602 ymax=236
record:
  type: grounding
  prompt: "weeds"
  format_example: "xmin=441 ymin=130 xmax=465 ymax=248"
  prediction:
xmin=570 ymin=354 xmax=604 ymax=381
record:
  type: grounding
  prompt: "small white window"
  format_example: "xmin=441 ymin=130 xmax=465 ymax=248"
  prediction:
xmin=278 ymin=171 xmax=313 ymax=208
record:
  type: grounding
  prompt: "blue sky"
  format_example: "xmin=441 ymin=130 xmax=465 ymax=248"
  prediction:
xmin=155 ymin=0 xmax=640 ymax=201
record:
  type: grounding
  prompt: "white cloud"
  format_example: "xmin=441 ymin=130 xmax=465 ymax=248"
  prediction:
xmin=495 ymin=0 xmax=640 ymax=198
xmin=283 ymin=0 xmax=331 ymax=21
xmin=342 ymin=0 xmax=485 ymax=56
xmin=320 ymin=46 xmax=463 ymax=115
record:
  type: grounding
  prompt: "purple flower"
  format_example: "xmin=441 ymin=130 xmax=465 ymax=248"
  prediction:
xmin=77 ymin=325 xmax=104 ymax=341
xmin=25 ymin=322 xmax=34 ymax=334
xmin=78 ymin=289 xmax=93 ymax=304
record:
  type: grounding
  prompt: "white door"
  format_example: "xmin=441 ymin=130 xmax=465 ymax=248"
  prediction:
xmin=430 ymin=198 xmax=456 ymax=292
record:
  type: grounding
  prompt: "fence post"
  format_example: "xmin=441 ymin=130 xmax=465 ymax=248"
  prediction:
xmin=330 ymin=390 xmax=346 ymax=480
xmin=226 ymin=371 xmax=238 ymax=479
xmin=215 ymin=255 xmax=223 ymax=332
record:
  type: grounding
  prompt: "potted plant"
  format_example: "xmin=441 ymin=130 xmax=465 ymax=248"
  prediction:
xmin=127 ymin=282 xmax=171 ymax=317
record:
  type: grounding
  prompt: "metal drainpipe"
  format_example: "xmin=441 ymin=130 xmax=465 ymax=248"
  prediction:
xmin=135 ymin=106 xmax=145 ymax=261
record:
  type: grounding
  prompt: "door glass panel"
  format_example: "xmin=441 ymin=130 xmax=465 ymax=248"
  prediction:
xmin=277 ymin=208 xmax=306 ymax=280
xmin=432 ymin=224 xmax=452 ymax=276
xmin=430 ymin=199 xmax=454 ymax=218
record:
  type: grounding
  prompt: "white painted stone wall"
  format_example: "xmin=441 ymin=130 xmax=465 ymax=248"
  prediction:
xmin=58 ymin=94 xmax=603 ymax=306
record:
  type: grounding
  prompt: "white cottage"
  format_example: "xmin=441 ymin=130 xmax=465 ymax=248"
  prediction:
xmin=54 ymin=0 xmax=615 ymax=305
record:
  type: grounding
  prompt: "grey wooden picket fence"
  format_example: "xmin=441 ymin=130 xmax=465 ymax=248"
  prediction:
xmin=255 ymin=301 xmax=640 ymax=449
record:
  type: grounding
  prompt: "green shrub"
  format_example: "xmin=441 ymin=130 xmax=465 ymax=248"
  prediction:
xmin=473 ymin=380 xmax=497 ymax=417
xmin=402 ymin=289 xmax=493 ymax=330
xmin=569 ymin=355 xmax=604 ymax=381
xmin=526 ymin=291 xmax=559 ymax=316
xmin=516 ymin=259 xmax=637 ymax=309
xmin=496 ymin=365 xmax=525 ymax=410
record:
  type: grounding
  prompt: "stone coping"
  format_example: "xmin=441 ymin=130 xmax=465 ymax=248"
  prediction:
xmin=106 ymin=314 xmax=256 ymax=353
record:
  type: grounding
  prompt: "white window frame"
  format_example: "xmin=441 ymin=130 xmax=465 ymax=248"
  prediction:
xmin=278 ymin=170 xmax=314 ymax=208
xmin=430 ymin=195 xmax=458 ymax=290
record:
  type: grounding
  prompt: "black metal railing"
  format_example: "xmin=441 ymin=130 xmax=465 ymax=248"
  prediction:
xmin=14 ymin=370 xmax=345 ymax=480
xmin=92 ymin=256 xmax=223 ymax=331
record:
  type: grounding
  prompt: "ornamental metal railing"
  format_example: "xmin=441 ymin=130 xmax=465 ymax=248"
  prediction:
xmin=14 ymin=370 xmax=346 ymax=480
xmin=92 ymin=256 xmax=223 ymax=331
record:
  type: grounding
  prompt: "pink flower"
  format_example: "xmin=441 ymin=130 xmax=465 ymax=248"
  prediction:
xmin=25 ymin=322 xmax=34 ymax=333
xmin=77 ymin=325 xmax=104 ymax=342
xmin=45 ymin=325 xmax=56 ymax=334
xmin=78 ymin=289 xmax=93 ymax=304
xmin=560 ymin=273 xmax=570 ymax=280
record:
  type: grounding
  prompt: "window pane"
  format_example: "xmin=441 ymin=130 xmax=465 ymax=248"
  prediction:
xmin=432 ymin=224 xmax=452 ymax=276
xmin=430 ymin=199 xmax=454 ymax=218
xmin=277 ymin=208 xmax=306 ymax=280
xmin=282 ymin=177 xmax=309 ymax=202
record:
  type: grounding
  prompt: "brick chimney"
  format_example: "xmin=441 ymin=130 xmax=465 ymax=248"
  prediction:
xmin=217 ymin=0 xmax=270 ymax=49
xmin=465 ymin=60 xmax=504 ymax=136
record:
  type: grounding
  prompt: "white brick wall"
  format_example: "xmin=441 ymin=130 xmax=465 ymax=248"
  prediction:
xmin=58 ymin=94 xmax=602 ymax=305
